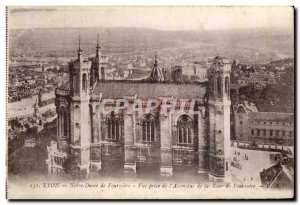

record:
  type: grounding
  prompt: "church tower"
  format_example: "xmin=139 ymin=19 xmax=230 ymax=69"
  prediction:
xmin=34 ymin=96 xmax=42 ymax=126
xmin=68 ymin=35 xmax=92 ymax=173
xmin=96 ymin=34 xmax=106 ymax=81
xmin=148 ymin=52 xmax=164 ymax=82
xmin=90 ymin=34 xmax=107 ymax=86
xmin=96 ymin=34 xmax=101 ymax=59
xmin=208 ymin=56 xmax=231 ymax=181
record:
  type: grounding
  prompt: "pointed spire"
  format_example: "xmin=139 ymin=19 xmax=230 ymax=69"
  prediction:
xmin=148 ymin=51 xmax=164 ymax=82
xmin=96 ymin=34 xmax=101 ymax=58
xmin=35 ymin=96 xmax=38 ymax=106
xmin=77 ymin=34 xmax=82 ymax=62
xmin=34 ymin=96 xmax=39 ymax=111
xmin=154 ymin=51 xmax=158 ymax=67
xmin=78 ymin=34 xmax=81 ymax=51
xmin=96 ymin=34 xmax=100 ymax=49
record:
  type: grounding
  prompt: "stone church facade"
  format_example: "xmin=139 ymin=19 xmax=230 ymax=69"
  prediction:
xmin=47 ymin=37 xmax=232 ymax=181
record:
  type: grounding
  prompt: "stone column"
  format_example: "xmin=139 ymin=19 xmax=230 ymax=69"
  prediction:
xmin=56 ymin=110 xmax=59 ymax=144
xmin=90 ymin=104 xmax=102 ymax=172
xmin=198 ymin=108 xmax=208 ymax=174
xmin=93 ymin=104 xmax=101 ymax=143
xmin=90 ymin=108 xmax=102 ymax=171
xmin=79 ymin=100 xmax=91 ymax=172
xmin=160 ymin=114 xmax=173 ymax=176
xmin=47 ymin=149 xmax=52 ymax=174
xmin=208 ymin=104 xmax=216 ymax=154
xmin=223 ymin=103 xmax=231 ymax=169
xmin=124 ymin=113 xmax=136 ymax=174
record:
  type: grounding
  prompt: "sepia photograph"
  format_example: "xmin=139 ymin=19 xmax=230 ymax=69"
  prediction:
xmin=6 ymin=6 xmax=294 ymax=199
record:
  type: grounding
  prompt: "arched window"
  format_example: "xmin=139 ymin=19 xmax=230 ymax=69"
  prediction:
xmin=217 ymin=76 xmax=222 ymax=97
xmin=213 ymin=78 xmax=217 ymax=95
xmin=142 ymin=114 xmax=156 ymax=143
xmin=95 ymin=69 xmax=99 ymax=82
xmin=106 ymin=112 xmax=123 ymax=142
xmin=225 ymin=76 xmax=230 ymax=97
xmin=73 ymin=75 xmax=80 ymax=94
xmin=101 ymin=67 xmax=105 ymax=80
xmin=58 ymin=107 xmax=68 ymax=138
xmin=210 ymin=77 xmax=214 ymax=91
xmin=73 ymin=76 xmax=77 ymax=93
xmin=177 ymin=115 xmax=193 ymax=145
xmin=63 ymin=111 xmax=68 ymax=136
xmin=82 ymin=73 xmax=87 ymax=91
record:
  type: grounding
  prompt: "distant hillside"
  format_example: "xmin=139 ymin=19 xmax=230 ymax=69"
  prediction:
xmin=9 ymin=27 xmax=294 ymax=63
xmin=239 ymin=58 xmax=294 ymax=113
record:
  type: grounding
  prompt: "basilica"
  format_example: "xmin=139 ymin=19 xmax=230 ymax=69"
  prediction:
xmin=47 ymin=36 xmax=232 ymax=181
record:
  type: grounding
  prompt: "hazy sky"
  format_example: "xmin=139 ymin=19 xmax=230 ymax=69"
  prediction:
xmin=8 ymin=6 xmax=294 ymax=30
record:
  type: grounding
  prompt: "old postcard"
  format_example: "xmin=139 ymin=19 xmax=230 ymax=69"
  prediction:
xmin=6 ymin=6 xmax=294 ymax=199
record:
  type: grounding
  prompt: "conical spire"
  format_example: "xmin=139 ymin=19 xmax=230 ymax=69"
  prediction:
xmin=35 ymin=96 xmax=39 ymax=107
xmin=154 ymin=51 xmax=158 ymax=67
xmin=96 ymin=34 xmax=101 ymax=58
xmin=34 ymin=96 xmax=40 ymax=114
xmin=77 ymin=35 xmax=83 ymax=62
xmin=78 ymin=35 xmax=81 ymax=51
xmin=148 ymin=51 xmax=164 ymax=82
xmin=96 ymin=34 xmax=100 ymax=49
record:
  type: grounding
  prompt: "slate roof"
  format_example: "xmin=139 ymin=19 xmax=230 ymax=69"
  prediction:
xmin=60 ymin=81 xmax=70 ymax=91
xmin=249 ymin=112 xmax=294 ymax=121
xmin=93 ymin=80 xmax=207 ymax=99
xmin=58 ymin=74 xmax=70 ymax=91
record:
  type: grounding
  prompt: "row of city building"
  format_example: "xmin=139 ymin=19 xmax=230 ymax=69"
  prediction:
xmin=8 ymin=64 xmax=64 ymax=103
xmin=8 ymin=91 xmax=57 ymax=142
xmin=233 ymin=101 xmax=294 ymax=146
